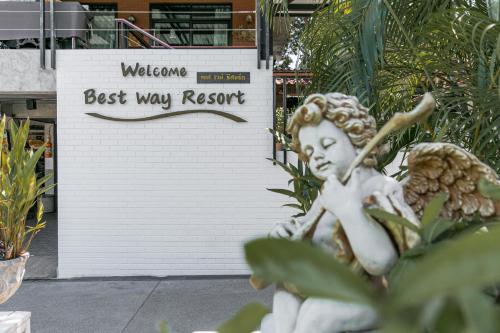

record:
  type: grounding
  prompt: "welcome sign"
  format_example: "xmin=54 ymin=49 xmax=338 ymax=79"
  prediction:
xmin=56 ymin=49 xmax=288 ymax=278
xmin=83 ymin=62 xmax=250 ymax=123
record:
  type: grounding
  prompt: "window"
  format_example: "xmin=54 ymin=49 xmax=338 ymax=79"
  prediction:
xmin=82 ymin=4 xmax=117 ymax=49
xmin=150 ymin=4 xmax=232 ymax=46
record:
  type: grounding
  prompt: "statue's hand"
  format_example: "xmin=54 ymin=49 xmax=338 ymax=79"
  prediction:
xmin=320 ymin=169 xmax=364 ymax=219
xmin=269 ymin=219 xmax=299 ymax=239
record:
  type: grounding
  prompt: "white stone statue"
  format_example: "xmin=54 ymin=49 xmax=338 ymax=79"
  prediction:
xmin=256 ymin=92 xmax=499 ymax=333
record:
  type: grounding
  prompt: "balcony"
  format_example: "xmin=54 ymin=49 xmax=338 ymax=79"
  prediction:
xmin=0 ymin=1 xmax=271 ymax=102
xmin=0 ymin=0 xmax=321 ymax=105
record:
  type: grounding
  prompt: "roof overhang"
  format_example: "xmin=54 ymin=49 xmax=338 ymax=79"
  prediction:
xmin=0 ymin=92 xmax=56 ymax=103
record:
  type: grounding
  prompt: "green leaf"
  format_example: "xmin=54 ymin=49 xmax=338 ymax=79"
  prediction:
xmin=0 ymin=115 xmax=5 ymax=145
xmin=401 ymin=244 xmax=433 ymax=259
xmin=8 ymin=119 xmax=18 ymax=143
xmin=431 ymin=297 xmax=466 ymax=332
xmin=266 ymin=158 xmax=294 ymax=177
xmin=458 ymin=288 xmax=499 ymax=333
xmin=390 ymin=226 xmax=500 ymax=308
xmin=245 ymin=238 xmax=375 ymax=305
xmin=36 ymin=199 xmax=44 ymax=223
xmin=387 ymin=257 xmax=417 ymax=290
xmin=36 ymin=172 xmax=54 ymax=188
xmin=479 ymin=178 xmax=500 ymax=200
xmin=22 ymin=145 xmax=45 ymax=177
xmin=217 ymin=303 xmax=269 ymax=333
xmin=36 ymin=184 xmax=57 ymax=197
xmin=288 ymin=162 xmax=301 ymax=176
xmin=282 ymin=203 xmax=303 ymax=210
xmin=157 ymin=320 xmax=170 ymax=333
xmin=421 ymin=219 xmax=455 ymax=244
xmin=382 ymin=317 xmax=421 ymax=333
xmin=10 ymin=119 xmax=29 ymax=163
xmin=267 ymin=188 xmax=296 ymax=198
xmin=365 ymin=208 xmax=421 ymax=234
xmin=421 ymin=193 xmax=448 ymax=226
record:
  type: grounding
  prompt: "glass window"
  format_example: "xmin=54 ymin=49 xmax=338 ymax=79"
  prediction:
xmin=82 ymin=4 xmax=117 ymax=49
xmin=155 ymin=23 xmax=190 ymax=45
xmin=150 ymin=4 xmax=232 ymax=46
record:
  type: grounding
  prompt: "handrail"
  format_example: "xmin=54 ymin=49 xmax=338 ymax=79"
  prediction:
xmin=115 ymin=18 xmax=173 ymax=49
xmin=39 ymin=0 xmax=45 ymax=69
xmin=0 ymin=10 xmax=256 ymax=14
xmin=128 ymin=29 xmax=151 ymax=48
xmin=50 ymin=0 xmax=55 ymax=69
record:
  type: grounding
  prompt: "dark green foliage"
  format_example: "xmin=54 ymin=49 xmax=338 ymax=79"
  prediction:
xmin=266 ymin=157 xmax=322 ymax=217
xmin=266 ymin=0 xmax=500 ymax=172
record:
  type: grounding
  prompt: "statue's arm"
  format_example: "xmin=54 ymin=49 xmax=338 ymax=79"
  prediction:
xmin=300 ymin=197 xmax=325 ymax=224
xmin=337 ymin=204 xmax=397 ymax=276
xmin=321 ymin=171 xmax=398 ymax=276
xmin=365 ymin=177 xmax=421 ymax=248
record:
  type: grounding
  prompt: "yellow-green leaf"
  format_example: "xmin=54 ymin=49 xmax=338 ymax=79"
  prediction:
xmin=36 ymin=199 xmax=44 ymax=223
xmin=217 ymin=303 xmax=269 ymax=333
xmin=479 ymin=178 xmax=500 ymax=200
xmin=421 ymin=193 xmax=448 ymax=225
xmin=421 ymin=219 xmax=454 ymax=243
xmin=365 ymin=208 xmax=421 ymax=234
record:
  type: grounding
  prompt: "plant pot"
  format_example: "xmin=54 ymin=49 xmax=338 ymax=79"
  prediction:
xmin=0 ymin=253 xmax=29 ymax=304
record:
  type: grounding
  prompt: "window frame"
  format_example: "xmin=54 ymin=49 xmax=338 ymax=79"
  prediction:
xmin=81 ymin=3 xmax=118 ymax=49
xmin=150 ymin=4 xmax=232 ymax=47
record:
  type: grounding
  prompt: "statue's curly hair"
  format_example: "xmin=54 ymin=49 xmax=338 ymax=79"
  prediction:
xmin=287 ymin=92 xmax=379 ymax=167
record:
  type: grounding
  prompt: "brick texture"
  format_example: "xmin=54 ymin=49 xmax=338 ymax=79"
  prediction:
xmin=56 ymin=49 xmax=292 ymax=277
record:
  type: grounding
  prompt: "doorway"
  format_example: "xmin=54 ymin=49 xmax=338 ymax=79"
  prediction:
xmin=24 ymin=118 xmax=57 ymax=279
xmin=3 ymin=99 xmax=58 ymax=279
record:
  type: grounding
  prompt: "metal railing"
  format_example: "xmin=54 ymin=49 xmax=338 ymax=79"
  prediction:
xmin=115 ymin=18 xmax=173 ymax=49
xmin=1 ymin=4 xmax=272 ymax=69
xmin=272 ymin=73 xmax=313 ymax=163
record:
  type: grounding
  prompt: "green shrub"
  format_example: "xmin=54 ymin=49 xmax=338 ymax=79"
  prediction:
xmin=0 ymin=116 xmax=54 ymax=260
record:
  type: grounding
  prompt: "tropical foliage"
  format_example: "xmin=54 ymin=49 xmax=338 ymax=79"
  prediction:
xmin=266 ymin=157 xmax=322 ymax=217
xmin=267 ymin=127 xmax=322 ymax=217
xmin=265 ymin=0 xmax=500 ymax=173
xmin=0 ymin=116 xmax=54 ymax=260
xmin=267 ymin=0 xmax=500 ymax=216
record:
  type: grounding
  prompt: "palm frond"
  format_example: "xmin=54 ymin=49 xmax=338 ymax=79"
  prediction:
xmin=288 ymin=0 xmax=499 ymax=171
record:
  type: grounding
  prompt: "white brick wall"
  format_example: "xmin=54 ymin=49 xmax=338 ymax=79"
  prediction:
xmin=57 ymin=49 xmax=293 ymax=278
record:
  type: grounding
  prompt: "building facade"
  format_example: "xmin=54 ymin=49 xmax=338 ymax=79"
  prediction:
xmin=0 ymin=0 xmax=316 ymax=278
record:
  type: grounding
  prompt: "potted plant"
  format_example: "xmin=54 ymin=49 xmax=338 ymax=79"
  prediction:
xmin=0 ymin=116 xmax=54 ymax=303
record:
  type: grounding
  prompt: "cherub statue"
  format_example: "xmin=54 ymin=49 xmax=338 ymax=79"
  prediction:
xmin=255 ymin=92 xmax=499 ymax=333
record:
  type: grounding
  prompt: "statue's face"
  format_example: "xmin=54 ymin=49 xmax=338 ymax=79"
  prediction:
xmin=298 ymin=119 xmax=357 ymax=180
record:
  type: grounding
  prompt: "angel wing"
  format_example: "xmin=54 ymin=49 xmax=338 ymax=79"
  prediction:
xmin=403 ymin=143 xmax=499 ymax=220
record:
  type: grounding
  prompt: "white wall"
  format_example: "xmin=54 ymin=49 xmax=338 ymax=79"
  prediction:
xmin=0 ymin=50 xmax=55 ymax=93
xmin=57 ymin=49 xmax=293 ymax=277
